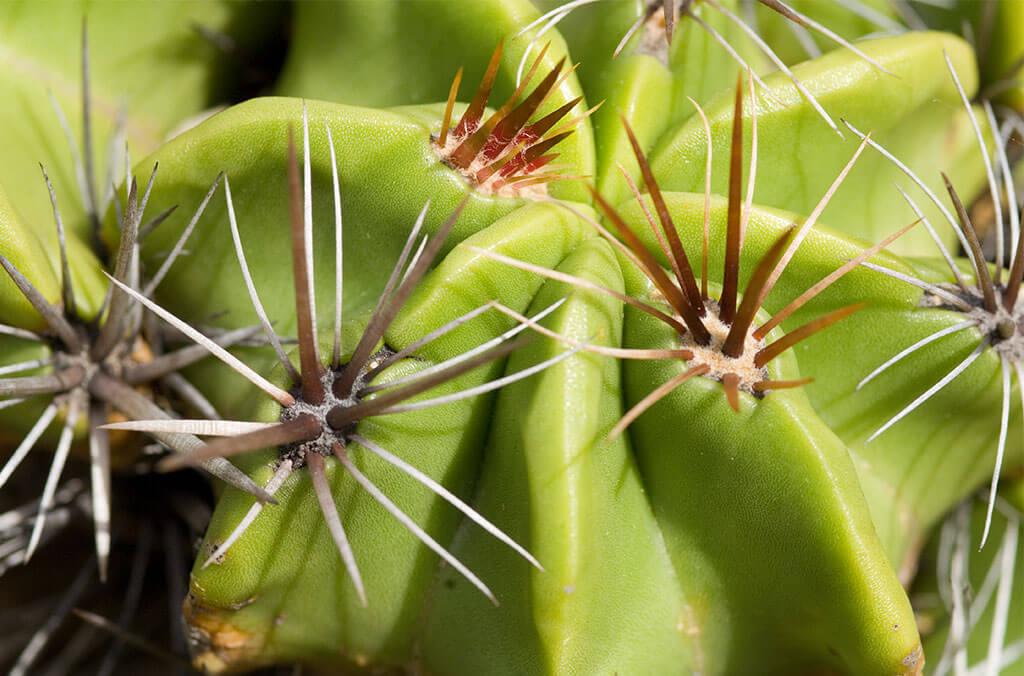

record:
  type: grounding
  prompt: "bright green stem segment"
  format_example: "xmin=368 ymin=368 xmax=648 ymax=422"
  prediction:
xmin=0 ymin=183 xmax=105 ymax=440
xmin=650 ymin=31 xmax=987 ymax=257
xmin=188 ymin=199 xmax=925 ymax=672
xmin=589 ymin=55 xmax=673 ymax=208
xmin=620 ymin=260 xmax=921 ymax=675
xmin=0 ymin=184 xmax=104 ymax=329
xmin=912 ymin=0 xmax=1024 ymax=112
xmin=541 ymin=0 xmax=762 ymax=126
xmin=422 ymin=236 xmax=693 ymax=674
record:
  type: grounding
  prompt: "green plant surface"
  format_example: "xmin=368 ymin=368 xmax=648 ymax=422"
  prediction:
xmin=421 ymin=236 xmax=692 ymax=674
xmin=0 ymin=1 xmax=286 ymax=451
xmin=539 ymin=0 xmax=761 ymax=122
xmin=114 ymin=97 xmax=542 ymax=337
xmin=973 ymin=0 xmax=1023 ymax=112
xmin=105 ymin=29 xmax=995 ymax=674
xmin=910 ymin=0 xmax=1024 ymax=112
xmin=620 ymin=260 xmax=920 ymax=675
xmin=182 ymin=202 xmax=590 ymax=671
xmin=586 ymin=55 xmax=675 ymax=207
xmin=182 ymin=198 xmax=926 ymax=673
xmin=275 ymin=0 xmax=594 ymax=203
xmin=649 ymin=31 xmax=987 ymax=256
xmin=617 ymin=192 xmax=1020 ymax=578
xmin=0 ymin=182 xmax=107 ymax=441
xmin=539 ymin=0 xmax=756 ymax=207
xmin=0 ymin=184 xmax=104 ymax=329
xmin=0 ymin=335 xmax=59 ymax=448
xmin=2 ymin=3 xmax=1021 ymax=674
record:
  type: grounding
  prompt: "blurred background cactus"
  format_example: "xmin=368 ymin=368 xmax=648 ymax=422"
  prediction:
xmin=0 ymin=1 xmax=1021 ymax=674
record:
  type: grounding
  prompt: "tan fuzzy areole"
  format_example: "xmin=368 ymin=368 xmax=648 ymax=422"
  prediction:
xmin=680 ymin=300 xmax=767 ymax=392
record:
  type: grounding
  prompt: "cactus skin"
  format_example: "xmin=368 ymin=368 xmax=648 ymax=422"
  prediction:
xmin=139 ymin=102 xmax=918 ymax=672
xmin=0 ymin=1 xmax=1021 ymax=674
xmin=422 ymin=237 xmax=693 ymax=674
xmin=276 ymin=0 xmax=594 ymax=204
xmin=180 ymin=200 xmax=590 ymax=671
xmin=649 ymin=32 xmax=987 ymax=256
xmin=617 ymin=192 xmax=1023 ymax=580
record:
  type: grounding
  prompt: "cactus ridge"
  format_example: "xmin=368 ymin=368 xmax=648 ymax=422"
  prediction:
xmin=844 ymin=60 xmax=1024 ymax=554
xmin=117 ymin=110 xmax=579 ymax=609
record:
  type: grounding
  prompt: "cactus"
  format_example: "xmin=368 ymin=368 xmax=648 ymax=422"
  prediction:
xmin=0 ymin=1 xmax=1022 ymax=674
